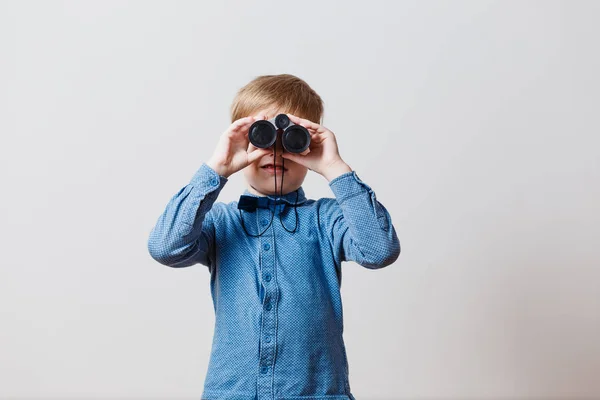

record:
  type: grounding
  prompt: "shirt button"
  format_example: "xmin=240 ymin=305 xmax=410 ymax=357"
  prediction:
xmin=210 ymin=177 xmax=219 ymax=186
xmin=260 ymin=218 xmax=269 ymax=226
xmin=265 ymin=302 xmax=272 ymax=311
xmin=265 ymin=335 xmax=271 ymax=343
xmin=263 ymin=243 xmax=270 ymax=251
xmin=261 ymin=365 xmax=268 ymax=374
xmin=264 ymin=273 xmax=272 ymax=282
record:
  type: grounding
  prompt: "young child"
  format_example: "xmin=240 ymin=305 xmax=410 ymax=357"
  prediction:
xmin=147 ymin=74 xmax=400 ymax=400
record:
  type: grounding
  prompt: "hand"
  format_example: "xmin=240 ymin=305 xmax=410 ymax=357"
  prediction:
xmin=280 ymin=114 xmax=352 ymax=181
xmin=207 ymin=111 xmax=272 ymax=178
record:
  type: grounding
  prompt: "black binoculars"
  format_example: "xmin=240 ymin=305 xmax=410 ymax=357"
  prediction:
xmin=248 ymin=113 xmax=310 ymax=153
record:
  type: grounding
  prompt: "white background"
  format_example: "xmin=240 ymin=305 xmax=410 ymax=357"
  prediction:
xmin=1 ymin=1 xmax=599 ymax=399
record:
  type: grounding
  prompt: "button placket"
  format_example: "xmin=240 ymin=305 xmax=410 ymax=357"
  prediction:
xmin=258 ymin=208 xmax=276 ymax=398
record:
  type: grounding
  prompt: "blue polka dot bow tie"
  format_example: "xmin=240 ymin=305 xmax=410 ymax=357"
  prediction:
xmin=237 ymin=195 xmax=287 ymax=212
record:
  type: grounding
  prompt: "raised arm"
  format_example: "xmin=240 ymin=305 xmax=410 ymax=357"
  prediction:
xmin=322 ymin=170 xmax=400 ymax=269
xmin=147 ymin=162 xmax=227 ymax=270
xmin=147 ymin=112 xmax=275 ymax=269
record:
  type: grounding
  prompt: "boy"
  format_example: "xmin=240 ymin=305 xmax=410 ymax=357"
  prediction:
xmin=147 ymin=74 xmax=400 ymax=400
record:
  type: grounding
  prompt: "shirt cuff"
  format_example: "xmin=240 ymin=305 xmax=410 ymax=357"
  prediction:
xmin=328 ymin=170 xmax=373 ymax=204
xmin=190 ymin=162 xmax=228 ymax=191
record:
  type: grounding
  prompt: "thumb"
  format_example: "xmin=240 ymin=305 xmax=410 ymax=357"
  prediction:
xmin=247 ymin=148 xmax=271 ymax=164
xmin=281 ymin=153 xmax=300 ymax=163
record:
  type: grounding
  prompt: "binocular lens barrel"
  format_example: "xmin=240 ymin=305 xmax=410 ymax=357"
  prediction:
xmin=283 ymin=126 xmax=310 ymax=153
xmin=275 ymin=114 xmax=290 ymax=129
xmin=249 ymin=121 xmax=276 ymax=148
xmin=248 ymin=114 xmax=310 ymax=154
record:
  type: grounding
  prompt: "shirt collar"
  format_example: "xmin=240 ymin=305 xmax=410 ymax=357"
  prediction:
xmin=242 ymin=186 xmax=307 ymax=206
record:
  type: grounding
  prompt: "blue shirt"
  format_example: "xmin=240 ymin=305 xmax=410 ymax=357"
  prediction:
xmin=147 ymin=162 xmax=401 ymax=400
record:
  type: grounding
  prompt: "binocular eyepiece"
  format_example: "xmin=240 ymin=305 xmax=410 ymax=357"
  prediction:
xmin=248 ymin=114 xmax=310 ymax=153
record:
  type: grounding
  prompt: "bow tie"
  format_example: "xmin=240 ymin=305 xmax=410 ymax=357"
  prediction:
xmin=237 ymin=195 xmax=287 ymax=212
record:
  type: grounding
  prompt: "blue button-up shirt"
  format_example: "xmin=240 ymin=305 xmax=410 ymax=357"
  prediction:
xmin=148 ymin=162 xmax=401 ymax=400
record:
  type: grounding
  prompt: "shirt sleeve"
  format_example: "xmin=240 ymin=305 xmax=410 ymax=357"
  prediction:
xmin=147 ymin=162 xmax=227 ymax=270
xmin=322 ymin=170 xmax=401 ymax=269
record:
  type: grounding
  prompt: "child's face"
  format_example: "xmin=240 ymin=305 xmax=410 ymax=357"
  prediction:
xmin=243 ymin=109 xmax=309 ymax=196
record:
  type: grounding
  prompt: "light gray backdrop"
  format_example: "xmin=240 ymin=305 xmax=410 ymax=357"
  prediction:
xmin=1 ymin=1 xmax=598 ymax=399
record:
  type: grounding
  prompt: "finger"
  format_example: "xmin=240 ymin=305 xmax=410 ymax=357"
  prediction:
xmin=234 ymin=110 xmax=271 ymax=138
xmin=228 ymin=117 xmax=254 ymax=133
xmin=287 ymin=113 xmax=323 ymax=132
xmin=229 ymin=110 xmax=271 ymax=139
xmin=233 ymin=120 xmax=255 ymax=133
xmin=228 ymin=120 xmax=255 ymax=138
xmin=253 ymin=109 xmax=271 ymax=120
xmin=305 ymin=127 xmax=322 ymax=136
xmin=230 ymin=110 xmax=268 ymax=131
xmin=231 ymin=116 xmax=254 ymax=128
xmin=281 ymin=152 xmax=299 ymax=163
xmin=247 ymin=147 xmax=271 ymax=164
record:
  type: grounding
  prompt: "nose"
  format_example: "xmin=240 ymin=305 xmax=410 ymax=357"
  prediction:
xmin=268 ymin=130 xmax=285 ymax=157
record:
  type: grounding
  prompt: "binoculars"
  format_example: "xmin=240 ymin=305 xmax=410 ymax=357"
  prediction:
xmin=248 ymin=113 xmax=310 ymax=153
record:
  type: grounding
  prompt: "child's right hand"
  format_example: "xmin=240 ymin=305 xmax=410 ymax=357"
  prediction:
xmin=206 ymin=111 xmax=272 ymax=178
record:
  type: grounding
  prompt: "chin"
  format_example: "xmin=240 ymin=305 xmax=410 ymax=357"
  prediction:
xmin=259 ymin=183 xmax=293 ymax=195
xmin=244 ymin=166 xmax=307 ymax=196
xmin=251 ymin=178 xmax=299 ymax=195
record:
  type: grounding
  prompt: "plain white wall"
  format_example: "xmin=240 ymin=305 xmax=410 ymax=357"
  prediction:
xmin=1 ymin=0 xmax=599 ymax=399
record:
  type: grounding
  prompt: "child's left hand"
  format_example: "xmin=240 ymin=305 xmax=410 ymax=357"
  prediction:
xmin=281 ymin=114 xmax=352 ymax=181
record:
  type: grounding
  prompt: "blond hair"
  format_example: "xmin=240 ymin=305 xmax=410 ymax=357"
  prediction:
xmin=230 ymin=74 xmax=324 ymax=124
